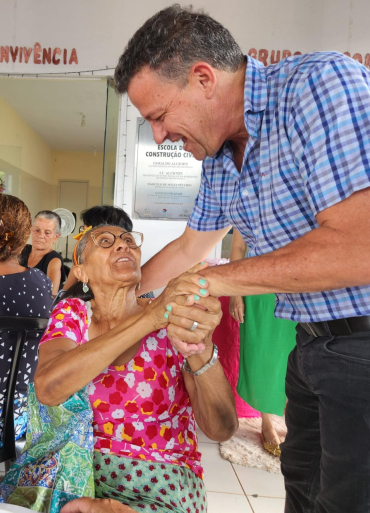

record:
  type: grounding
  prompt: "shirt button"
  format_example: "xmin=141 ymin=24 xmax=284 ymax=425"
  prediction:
xmin=242 ymin=189 xmax=249 ymax=197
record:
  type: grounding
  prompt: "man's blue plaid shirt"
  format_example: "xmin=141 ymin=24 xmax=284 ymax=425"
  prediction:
xmin=188 ymin=52 xmax=370 ymax=322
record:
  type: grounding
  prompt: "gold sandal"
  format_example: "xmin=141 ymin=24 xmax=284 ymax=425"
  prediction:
xmin=261 ymin=432 xmax=281 ymax=458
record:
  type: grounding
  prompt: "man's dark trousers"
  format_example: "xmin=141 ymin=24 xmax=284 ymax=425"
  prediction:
xmin=281 ymin=325 xmax=370 ymax=513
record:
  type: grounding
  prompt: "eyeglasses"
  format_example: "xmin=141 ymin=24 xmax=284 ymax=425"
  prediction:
xmin=91 ymin=230 xmax=144 ymax=249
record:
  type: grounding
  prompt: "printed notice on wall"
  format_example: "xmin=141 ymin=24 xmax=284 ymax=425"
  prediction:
xmin=133 ymin=118 xmax=202 ymax=220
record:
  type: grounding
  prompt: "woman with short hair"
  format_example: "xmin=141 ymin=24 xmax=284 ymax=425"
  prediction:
xmin=0 ymin=194 xmax=53 ymax=444
xmin=19 ymin=210 xmax=65 ymax=296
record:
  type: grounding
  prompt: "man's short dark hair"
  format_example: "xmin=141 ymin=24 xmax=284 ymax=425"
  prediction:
xmin=114 ymin=4 xmax=245 ymax=94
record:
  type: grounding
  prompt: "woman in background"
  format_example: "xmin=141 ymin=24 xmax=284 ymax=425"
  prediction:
xmin=0 ymin=194 xmax=53 ymax=444
xmin=19 ymin=210 xmax=65 ymax=296
xmin=229 ymin=230 xmax=296 ymax=457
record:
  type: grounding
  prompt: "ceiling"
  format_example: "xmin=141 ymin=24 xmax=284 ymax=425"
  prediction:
xmin=0 ymin=77 xmax=108 ymax=152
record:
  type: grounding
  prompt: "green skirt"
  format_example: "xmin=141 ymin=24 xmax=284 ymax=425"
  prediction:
xmin=237 ymin=294 xmax=297 ymax=416
xmin=94 ymin=451 xmax=207 ymax=512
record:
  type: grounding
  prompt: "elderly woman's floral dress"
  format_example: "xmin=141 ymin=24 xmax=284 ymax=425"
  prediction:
xmin=40 ymin=298 xmax=207 ymax=513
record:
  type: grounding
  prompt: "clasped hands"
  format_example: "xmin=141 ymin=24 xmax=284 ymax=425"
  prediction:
xmin=148 ymin=262 xmax=221 ymax=357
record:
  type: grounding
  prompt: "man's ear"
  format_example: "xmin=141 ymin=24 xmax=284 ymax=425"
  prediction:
xmin=189 ymin=62 xmax=217 ymax=99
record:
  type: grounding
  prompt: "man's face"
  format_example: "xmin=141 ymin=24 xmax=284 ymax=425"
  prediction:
xmin=127 ymin=67 xmax=222 ymax=160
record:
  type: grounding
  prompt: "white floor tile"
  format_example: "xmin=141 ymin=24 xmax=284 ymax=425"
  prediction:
xmin=232 ymin=464 xmax=285 ymax=498
xmin=207 ymin=492 xmax=253 ymax=513
xmin=199 ymin=443 xmax=244 ymax=495
xmin=248 ymin=496 xmax=285 ymax=513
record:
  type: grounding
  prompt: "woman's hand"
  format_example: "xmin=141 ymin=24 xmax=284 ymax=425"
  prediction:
xmin=166 ymin=294 xmax=222 ymax=357
xmin=146 ymin=262 xmax=211 ymax=331
xmin=61 ymin=498 xmax=134 ymax=513
xmin=229 ymin=296 xmax=245 ymax=323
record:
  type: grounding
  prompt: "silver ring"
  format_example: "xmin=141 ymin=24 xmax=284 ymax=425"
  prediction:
xmin=189 ymin=321 xmax=198 ymax=331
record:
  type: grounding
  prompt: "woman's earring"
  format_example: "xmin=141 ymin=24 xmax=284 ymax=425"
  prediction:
xmin=82 ymin=282 xmax=89 ymax=293
xmin=137 ymin=282 xmax=141 ymax=291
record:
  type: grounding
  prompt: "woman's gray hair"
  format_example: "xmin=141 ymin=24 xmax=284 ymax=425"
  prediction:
xmin=75 ymin=224 xmax=109 ymax=265
xmin=35 ymin=210 xmax=61 ymax=235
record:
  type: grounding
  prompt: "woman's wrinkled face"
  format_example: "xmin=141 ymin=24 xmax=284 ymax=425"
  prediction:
xmin=76 ymin=226 xmax=142 ymax=289
xmin=31 ymin=218 xmax=60 ymax=252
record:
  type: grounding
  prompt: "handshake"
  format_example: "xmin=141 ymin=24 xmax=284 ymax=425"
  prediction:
xmin=144 ymin=261 xmax=222 ymax=358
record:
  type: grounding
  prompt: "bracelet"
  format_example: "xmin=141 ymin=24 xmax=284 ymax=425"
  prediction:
xmin=182 ymin=344 xmax=218 ymax=376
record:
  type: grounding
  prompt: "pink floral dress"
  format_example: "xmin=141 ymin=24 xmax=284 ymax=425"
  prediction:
xmin=39 ymin=298 xmax=204 ymax=480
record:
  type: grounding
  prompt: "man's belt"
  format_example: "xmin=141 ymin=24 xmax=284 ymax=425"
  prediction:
xmin=299 ymin=316 xmax=370 ymax=338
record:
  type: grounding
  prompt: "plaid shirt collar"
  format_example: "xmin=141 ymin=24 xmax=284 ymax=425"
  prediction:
xmin=214 ymin=56 xmax=268 ymax=162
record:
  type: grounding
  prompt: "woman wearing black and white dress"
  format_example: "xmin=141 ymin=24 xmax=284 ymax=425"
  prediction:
xmin=0 ymin=194 xmax=53 ymax=444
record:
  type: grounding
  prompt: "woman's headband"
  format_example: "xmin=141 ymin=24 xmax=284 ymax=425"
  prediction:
xmin=72 ymin=225 xmax=92 ymax=266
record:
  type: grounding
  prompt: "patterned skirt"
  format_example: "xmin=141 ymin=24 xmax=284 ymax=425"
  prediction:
xmin=93 ymin=451 xmax=207 ymax=512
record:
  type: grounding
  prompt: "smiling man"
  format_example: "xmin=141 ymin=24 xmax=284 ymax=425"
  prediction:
xmin=114 ymin=5 xmax=370 ymax=512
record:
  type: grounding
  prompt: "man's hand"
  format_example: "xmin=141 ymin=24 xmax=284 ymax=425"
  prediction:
xmin=61 ymin=498 xmax=135 ymax=513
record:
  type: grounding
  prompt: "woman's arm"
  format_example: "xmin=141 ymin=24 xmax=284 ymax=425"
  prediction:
xmin=230 ymin=230 xmax=247 ymax=261
xmin=229 ymin=230 xmax=247 ymax=323
xmin=182 ymin=344 xmax=238 ymax=442
xmin=167 ymin=296 xmax=238 ymax=442
xmin=63 ymin=263 xmax=78 ymax=290
xmin=35 ymin=306 xmax=156 ymax=406
xmin=35 ymin=269 xmax=216 ymax=406
xmin=47 ymin=257 xmax=62 ymax=296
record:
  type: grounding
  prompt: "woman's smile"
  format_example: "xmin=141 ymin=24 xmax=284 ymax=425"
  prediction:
xmin=114 ymin=255 xmax=135 ymax=264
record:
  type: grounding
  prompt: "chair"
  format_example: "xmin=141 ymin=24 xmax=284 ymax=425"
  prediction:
xmin=0 ymin=317 xmax=48 ymax=466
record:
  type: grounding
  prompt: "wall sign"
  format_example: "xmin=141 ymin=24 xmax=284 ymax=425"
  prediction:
xmin=133 ymin=118 xmax=202 ymax=221
xmin=0 ymin=43 xmax=78 ymax=65
xmin=248 ymin=48 xmax=370 ymax=69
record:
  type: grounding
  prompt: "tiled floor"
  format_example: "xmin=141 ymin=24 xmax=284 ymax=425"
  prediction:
xmin=197 ymin=426 xmax=285 ymax=513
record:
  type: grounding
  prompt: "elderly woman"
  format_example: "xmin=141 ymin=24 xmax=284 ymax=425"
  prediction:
xmin=19 ymin=210 xmax=65 ymax=296
xmin=0 ymin=194 xmax=53 ymax=444
xmin=63 ymin=205 xmax=137 ymax=292
xmin=35 ymin=224 xmax=238 ymax=513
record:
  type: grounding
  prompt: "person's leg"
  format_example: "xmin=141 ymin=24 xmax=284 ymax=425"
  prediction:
xmin=261 ymin=412 xmax=282 ymax=456
xmin=261 ymin=413 xmax=281 ymax=445
xmin=310 ymin=331 xmax=370 ymax=513
xmin=280 ymin=332 xmax=321 ymax=513
xmin=282 ymin=327 xmax=370 ymax=513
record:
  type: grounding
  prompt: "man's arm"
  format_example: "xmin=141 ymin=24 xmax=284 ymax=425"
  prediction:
xmin=199 ymin=187 xmax=370 ymax=297
xmin=139 ymin=225 xmax=230 ymax=294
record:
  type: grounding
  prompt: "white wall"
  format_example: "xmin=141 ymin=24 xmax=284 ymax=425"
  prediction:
xmin=1 ymin=0 xmax=369 ymax=77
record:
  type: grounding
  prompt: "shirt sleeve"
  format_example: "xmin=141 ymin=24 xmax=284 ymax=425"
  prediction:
xmin=187 ymin=162 xmax=230 ymax=231
xmin=39 ymin=298 xmax=87 ymax=347
xmin=289 ymin=55 xmax=370 ymax=216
